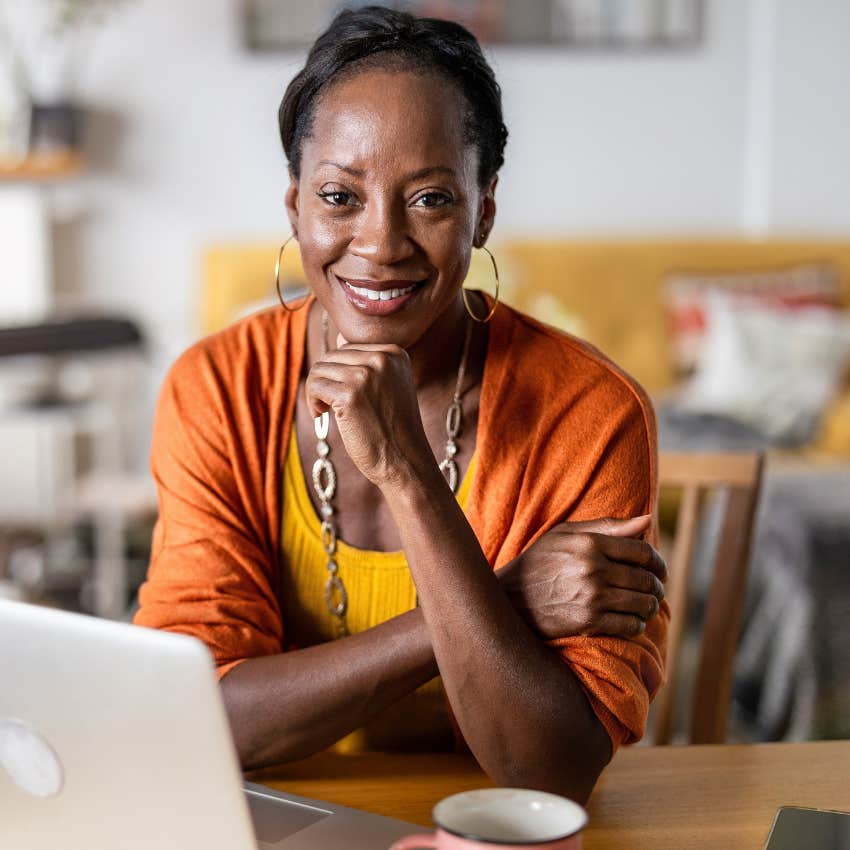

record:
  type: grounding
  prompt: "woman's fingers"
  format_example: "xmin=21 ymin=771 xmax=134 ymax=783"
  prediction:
xmin=308 ymin=360 xmax=370 ymax=384
xmin=557 ymin=515 xmax=651 ymax=538
xmin=304 ymin=373 xmax=350 ymax=418
xmin=307 ymin=361 xmax=389 ymax=421
xmin=592 ymin=535 xmax=669 ymax=583
xmin=319 ymin=348 xmax=403 ymax=365
xmin=587 ymin=611 xmax=647 ymax=638
xmin=603 ymin=562 xmax=666 ymax=601
xmin=550 ymin=529 xmax=668 ymax=583
xmin=599 ymin=587 xmax=661 ymax=621
xmin=551 ymin=516 xmax=668 ymax=583
xmin=321 ymin=341 xmax=407 ymax=361
xmin=310 ymin=346 xmax=410 ymax=397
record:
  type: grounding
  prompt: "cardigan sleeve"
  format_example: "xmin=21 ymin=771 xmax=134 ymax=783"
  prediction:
xmin=544 ymin=380 xmax=667 ymax=751
xmin=133 ymin=342 xmax=283 ymax=679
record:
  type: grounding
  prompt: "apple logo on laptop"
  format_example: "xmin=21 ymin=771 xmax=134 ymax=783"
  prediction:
xmin=0 ymin=717 xmax=64 ymax=798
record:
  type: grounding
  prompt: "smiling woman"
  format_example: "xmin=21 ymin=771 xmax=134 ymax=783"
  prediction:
xmin=134 ymin=5 xmax=668 ymax=802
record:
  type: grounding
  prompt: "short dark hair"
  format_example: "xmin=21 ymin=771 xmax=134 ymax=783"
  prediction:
xmin=278 ymin=5 xmax=508 ymax=188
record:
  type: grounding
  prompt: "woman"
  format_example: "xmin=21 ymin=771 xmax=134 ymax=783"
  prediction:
xmin=135 ymin=6 xmax=668 ymax=802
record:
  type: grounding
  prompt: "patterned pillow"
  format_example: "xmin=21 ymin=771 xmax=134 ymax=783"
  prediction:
xmin=664 ymin=263 xmax=842 ymax=374
xmin=680 ymin=293 xmax=850 ymax=445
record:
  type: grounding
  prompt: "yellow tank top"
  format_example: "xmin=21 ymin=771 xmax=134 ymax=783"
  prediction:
xmin=279 ymin=423 xmax=476 ymax=752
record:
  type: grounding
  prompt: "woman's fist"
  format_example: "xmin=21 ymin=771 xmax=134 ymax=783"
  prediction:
xmin=305 ymin=335 xmax=434 ymax=489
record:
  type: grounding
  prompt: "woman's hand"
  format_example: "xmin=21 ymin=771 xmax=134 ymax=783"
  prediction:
xmin=496 ymin=515 xmax=667 ymax=640
xmin=305 ymin=334 xmax=435 ymax=489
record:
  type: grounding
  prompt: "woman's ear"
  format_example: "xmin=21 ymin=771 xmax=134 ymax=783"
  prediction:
xmin=284 ymin=170 xmax=300 ymax=239
xmin=474 ymin=175 xmax=498 ymax=249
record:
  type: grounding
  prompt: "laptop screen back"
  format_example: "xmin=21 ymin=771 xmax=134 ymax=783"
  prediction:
xmin=0 ymin=599 xmax=257 ymax=850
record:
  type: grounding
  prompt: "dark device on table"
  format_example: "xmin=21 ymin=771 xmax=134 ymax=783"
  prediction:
xmin=764 ymin=806 xmax=850 ymax=850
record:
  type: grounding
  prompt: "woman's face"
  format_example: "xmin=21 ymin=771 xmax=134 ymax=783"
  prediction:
xmin=285 ymin=68 xmax=497 ymax=348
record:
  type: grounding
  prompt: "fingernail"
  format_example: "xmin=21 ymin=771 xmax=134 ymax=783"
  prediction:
xmin=336 ymin=332 xmax=347 ymax=348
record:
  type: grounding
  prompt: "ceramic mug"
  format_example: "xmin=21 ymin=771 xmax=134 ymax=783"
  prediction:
xmin=389 ymin=788 xmax=588 ymax=850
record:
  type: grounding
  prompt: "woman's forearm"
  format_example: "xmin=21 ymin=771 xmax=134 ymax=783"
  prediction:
xmin=382 ymin=461 xmax=612 ymax=802
xmin=220 ymin=608 xmax=437 ymax=770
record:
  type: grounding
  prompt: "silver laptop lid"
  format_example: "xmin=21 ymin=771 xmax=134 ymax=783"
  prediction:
xmin=0 ymin=599 xmax=257 ymax=850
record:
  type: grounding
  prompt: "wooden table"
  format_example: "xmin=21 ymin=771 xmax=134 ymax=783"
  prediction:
xmin=249 ymin=740 xmax=850 ymax=849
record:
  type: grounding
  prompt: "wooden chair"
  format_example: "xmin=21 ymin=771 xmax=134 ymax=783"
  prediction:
xmin=652 ymin=452 xmax=765 ymax=745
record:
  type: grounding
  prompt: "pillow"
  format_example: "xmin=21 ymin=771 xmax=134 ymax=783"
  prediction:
xmin=680 ymin=293 xmax=850 ymax=445
xmin=664 ymin=263 xmax=842 ymax=374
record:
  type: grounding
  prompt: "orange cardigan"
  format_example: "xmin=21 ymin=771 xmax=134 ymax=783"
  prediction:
xmin=134 ymin=292 xmax=667 ymax=750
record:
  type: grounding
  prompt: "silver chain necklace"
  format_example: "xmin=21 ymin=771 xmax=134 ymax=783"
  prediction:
xmin=311 ymin=309 xmax=474 ymax=637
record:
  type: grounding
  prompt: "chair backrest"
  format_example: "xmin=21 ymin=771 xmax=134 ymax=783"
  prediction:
xmin=652 ymin=451 xmax=764 ymax=745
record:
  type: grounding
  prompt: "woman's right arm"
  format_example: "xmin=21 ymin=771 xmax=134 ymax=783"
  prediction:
xmin=220 ymin=609 xmax=436 ymax=769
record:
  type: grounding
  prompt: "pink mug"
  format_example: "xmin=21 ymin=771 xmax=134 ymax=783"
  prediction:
xmin=389 ymin=788 xmax=587 ymax=850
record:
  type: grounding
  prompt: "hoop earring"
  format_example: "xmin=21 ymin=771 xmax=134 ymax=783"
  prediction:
xmin=275 ymin=235 xmax=301 ymax=313
xmin=462 ymin=245 xmax=499 ymax=323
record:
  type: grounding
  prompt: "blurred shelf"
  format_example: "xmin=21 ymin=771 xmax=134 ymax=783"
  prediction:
xmin=0 ymin=150 xmax=82 ymax=181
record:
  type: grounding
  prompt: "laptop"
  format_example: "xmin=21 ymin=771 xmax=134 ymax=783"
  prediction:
xmin=0 ymin=598 xmax=420 ymax=849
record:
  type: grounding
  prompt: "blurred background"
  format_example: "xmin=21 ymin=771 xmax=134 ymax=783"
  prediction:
xmin=1 ymin=0 xmax=848 ymax=746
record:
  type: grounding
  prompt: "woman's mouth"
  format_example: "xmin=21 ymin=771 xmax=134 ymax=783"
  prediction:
xmin=335 ymin=274 xmax=427 ymax=316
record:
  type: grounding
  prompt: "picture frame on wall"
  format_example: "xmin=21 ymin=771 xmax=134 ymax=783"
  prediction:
xmin=242 ymin=0 xmax=704 ymax=52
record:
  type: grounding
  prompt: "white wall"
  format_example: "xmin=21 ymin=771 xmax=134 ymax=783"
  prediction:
xmin=55 ymin=1 xmax=293 ymax=356
xmin=770 ymin=1 xmax=850 ymax=233
xmin=494 ymin=0 xmax=749 ymax=234
xmin=6 ymin=0 xmax=850 ymax=464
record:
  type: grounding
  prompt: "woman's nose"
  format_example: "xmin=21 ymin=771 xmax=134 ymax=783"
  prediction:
xmin=348 ymin=200 xmax=414 ymax=265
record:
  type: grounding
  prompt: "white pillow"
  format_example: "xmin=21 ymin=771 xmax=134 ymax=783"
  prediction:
xmin=681 ymin=293 xmax=850 ymax=444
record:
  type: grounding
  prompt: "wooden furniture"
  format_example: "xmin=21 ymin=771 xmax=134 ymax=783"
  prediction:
xmin=249 ymin=741 xmax=850 ymax=850
xmin=652 ymin=452 xmax=765 ymax=745
xmin=0 ymin=150 xmax=82 ymax=181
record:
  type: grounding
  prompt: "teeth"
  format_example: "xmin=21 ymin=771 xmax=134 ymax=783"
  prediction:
xmin=344 ymin=280 xmax=417 ymax=300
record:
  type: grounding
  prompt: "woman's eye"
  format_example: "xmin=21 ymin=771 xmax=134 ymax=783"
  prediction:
xmin=413 ymin=192 xmax=452 ymax=208
xmin=318 ymin=190 xmax=356 ymax=207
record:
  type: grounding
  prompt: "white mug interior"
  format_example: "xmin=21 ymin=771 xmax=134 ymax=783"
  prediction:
xmin=432 ymin=788 xmax=588 ymax=844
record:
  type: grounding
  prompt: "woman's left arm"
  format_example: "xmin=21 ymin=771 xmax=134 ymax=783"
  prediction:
xmin=307 ymin=339 xmax=633 ymax=801
xmin=383 ymin=460 xmax=612 ymax=802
